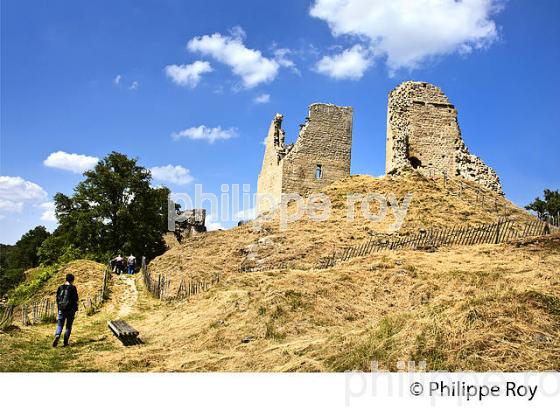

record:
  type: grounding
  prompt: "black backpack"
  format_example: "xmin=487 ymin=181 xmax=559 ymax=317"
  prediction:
xmin=58 ymin=286 xmax=71 ymax=310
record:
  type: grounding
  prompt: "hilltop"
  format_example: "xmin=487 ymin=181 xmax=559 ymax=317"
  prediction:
xmin=149 ymin=171 xmax=537 ymax=293
xmin=1 ymin=172 xmax=558 ymax=372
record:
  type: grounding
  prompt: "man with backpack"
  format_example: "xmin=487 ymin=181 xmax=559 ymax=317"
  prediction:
xmin=52 ymin=273 xmax=79 ymax=347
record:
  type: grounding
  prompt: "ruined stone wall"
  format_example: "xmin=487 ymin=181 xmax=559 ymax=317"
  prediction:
xmin=386 ymin=81 xmax=502 ymax=194
xmin=256 ymin=114 xmax=286 ymax=213
xmin=174 ymin=208 xmax=206 ymax=241
xmin=257 ymin=104 xmax=353 ymax=213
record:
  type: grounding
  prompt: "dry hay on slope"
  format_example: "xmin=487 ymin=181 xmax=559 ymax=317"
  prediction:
xmin=149 ymin=171 xmax=538 ymax=294
xmin=31 ymin=260 xmax=107 ymax=303
xmin=82 ymin=234 xmax=560 ymax=372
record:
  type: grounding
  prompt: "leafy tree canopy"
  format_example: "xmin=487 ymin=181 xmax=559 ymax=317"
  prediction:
xmin=48 ymin=151 xmax=170 ymax=261
xmin=525 ymin=189 xmax=560 ymax=220
xmin=0 ymin=226 xmax=50 ymax=296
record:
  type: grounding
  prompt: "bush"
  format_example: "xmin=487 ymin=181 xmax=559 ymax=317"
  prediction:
xmin=7 ymin=265 xmax=59 ymax=305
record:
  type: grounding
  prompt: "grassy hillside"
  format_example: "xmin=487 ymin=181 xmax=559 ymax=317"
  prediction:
xmin=149 ymin=171 xmax=538 ymax=294
xmin=33 ymin=260 xmax=108 ymax=303
xmin=7 ymin=260 xmax=107 ymax=306
xmin=1 ymin=173 xmax=557 ymax=372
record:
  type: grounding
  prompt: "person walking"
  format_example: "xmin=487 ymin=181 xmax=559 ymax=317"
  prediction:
xmin=114 ymin=254 xmax=124 ymax=275
xmin=127 ymin=254 xmax=136 ymax=274
xmin=52 ymin=273 xmax=79 ymax=347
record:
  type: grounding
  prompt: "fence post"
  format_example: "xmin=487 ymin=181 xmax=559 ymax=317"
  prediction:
xmin=494 ymin=220 xmax=502 ymax=244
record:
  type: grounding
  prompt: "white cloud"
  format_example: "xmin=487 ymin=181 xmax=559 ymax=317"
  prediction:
xmin=273 ymin=48 xmax=298 ymax=74
xmin=150 ymin=165 xmax=194 ymax=186
xmin=113 ymin=74 xmax=122 ymax=85
xmin=0 ymin=176 xmax=48 ymax=216
xmin=129 ymin=81 xmax=139 ymax=90
xmin=44 ymin=151 xmax=99 ymax=174
xmin=310 ymin=0 xmax=502 ymax=72
xmin=253 ymin=93 xmax=270 ymax=104
xmin=164 ymin=61 xmax=213 ymax=88
xmin=315 ymin=45 xmax=373 ymax=80
xmin=206 ymin=214 xmax=225 ymax=231
xmin=171 ymin=125 xmax=238 ymax=144
xmin=235 ymin=207 xmax=256 ymax=221
xmin=39 ymin=201 xmax=56 ymax=222
xmin=187 ymin=28 xmax=280 ymax=88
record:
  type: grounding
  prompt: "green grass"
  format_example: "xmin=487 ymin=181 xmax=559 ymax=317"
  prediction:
xmin=264 ymin=319 xmax=286 ymax=341
xmin=0 ymin=326 xmax=79 ymax=372
xmin=0 ymin=312 xmax=115 ymax=372
xmin=7 ymin=264 xmax=59 ymax=305
xmin=325 ymin=314 xmax=409 ymax=371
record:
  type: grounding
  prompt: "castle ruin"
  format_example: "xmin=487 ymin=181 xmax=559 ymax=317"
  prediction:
xmin=256 ymin=82 xmax=503 ymax=215
xmin=386 ymin=81 xmax=502 ymax=194
xmin=174 ymin=208 xmax=206 ymax=241
xmin=257 ymin=103 xmax=353 ymax=213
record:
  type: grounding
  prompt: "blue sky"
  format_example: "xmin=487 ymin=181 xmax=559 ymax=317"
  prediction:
xmin=1 ymin=0 xmax=559 ymax=244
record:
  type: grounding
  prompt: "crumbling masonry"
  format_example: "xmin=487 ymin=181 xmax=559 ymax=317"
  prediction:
xmin=257 ymin=103 xmax=353 ymax=213
xmin=256 ymin=82 xmax=502 ymax=215
xmin=386 ymin=81 xmax=502 ymax=194
xmin=174 ymin=209 xmax=206 ymax=241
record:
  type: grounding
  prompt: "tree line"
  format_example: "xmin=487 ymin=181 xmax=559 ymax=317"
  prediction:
xmin=1 ymin=151 xmax=558 ymax=298
xmin=1 ymin=152 xmax=171 ymax=297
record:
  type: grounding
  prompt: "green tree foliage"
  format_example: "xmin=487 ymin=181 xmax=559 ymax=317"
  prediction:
xmin=13 ymin=226 xmax=50 ymax=268
xmin=48 ymin=151 xmax=170 ymax=261
xmin=525 ymin=189 xmax=560 ymax=219
xmin=0 ymin=226 xmax=50 ymax=296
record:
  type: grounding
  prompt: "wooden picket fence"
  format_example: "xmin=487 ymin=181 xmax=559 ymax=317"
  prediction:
xmin=0 ymin=262 xmax=112 ymax=329
xmin=142 ymin=256 xmax=220 ymax=301
xmin=81 ymin=262 xmax=112 ymax=315
xmin=319 ymin=218 xmax=559 ymax=269
xmin=17 ymin=298 xmax=57 ymax=326
xmin=0 ymin=305 xmax=15 ymax=330
xmin=424 ymin=170 xmax=519 ymax=218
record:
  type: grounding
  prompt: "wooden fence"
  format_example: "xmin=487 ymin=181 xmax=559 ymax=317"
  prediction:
xmin=319 ymin=218 xmax=559 ymax=269
xmin=0 ymin=305 xmax=15 ymax=330
xmin=0 ymin=262 xmax=112 ymax=329
xmin=425 ymin=170 xmax=508 ymax=216
xmin=142 ymin=256 xmax=220 ymax=301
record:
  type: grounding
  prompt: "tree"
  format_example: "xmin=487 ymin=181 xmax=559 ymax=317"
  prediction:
xmin=0 ymin=226 xmax=50 ymax=296
xmin=12 ymin=226 xmax=50 ymax=268
xmin=51 ymin=151 xmax=170 ymax=260
xmin=525 ymin=189 xmax=560 ymax=220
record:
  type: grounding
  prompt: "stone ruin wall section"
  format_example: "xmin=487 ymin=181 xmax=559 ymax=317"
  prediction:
xmin=281 ymin=104 xmax=352 ymax=196
xmin=256 ymin=116 xmax=285 ymax=213
xmin=386 ymin=81 xmax=502 ymax=194
xmin=257 ymin=104 xmax=353 ymax=213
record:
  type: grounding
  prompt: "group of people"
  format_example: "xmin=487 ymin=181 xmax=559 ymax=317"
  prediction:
xmin=111 ymin=254 xmax=137 ymax=275
xmin=52 ymin=253 xmax=138 ymax=348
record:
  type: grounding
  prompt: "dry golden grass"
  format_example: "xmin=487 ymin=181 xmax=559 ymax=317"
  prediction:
xmin=150 ymin=171 xmax=537 ymax=295
xmin=2 ymin=173 xmax=556 ymax=372
xmin=50 ymin=233 xmax=558 ymax=372
xmin=33 ymin=260 xmax=108 ymax=303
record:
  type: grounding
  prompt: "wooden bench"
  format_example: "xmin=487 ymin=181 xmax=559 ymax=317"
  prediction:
xmin=108 ymin=320 xmax=141 ymax=346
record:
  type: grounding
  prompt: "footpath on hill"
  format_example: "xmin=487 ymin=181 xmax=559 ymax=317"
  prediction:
xmin=0 ymin=270 xmax=149 ymax=371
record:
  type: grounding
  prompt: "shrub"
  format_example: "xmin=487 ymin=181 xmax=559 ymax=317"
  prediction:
xmin=7 ymin=265 xmax=59 ymax=305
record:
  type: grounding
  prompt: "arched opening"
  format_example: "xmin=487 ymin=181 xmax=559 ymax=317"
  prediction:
xmin=408 ymin=156 xmax=422 ymax=169
xmin=315 ymin=164 xmax=323 ymax=179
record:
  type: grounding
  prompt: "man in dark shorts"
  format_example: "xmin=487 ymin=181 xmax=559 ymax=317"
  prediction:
xmin=52 ymin=273 xmax=79 ymax=347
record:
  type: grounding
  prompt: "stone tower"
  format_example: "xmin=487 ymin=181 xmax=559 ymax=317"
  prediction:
xmin=386 ymin=81 xmax=502 ymax=194
xmin=257 ymin=103 xmax=353 ymax=213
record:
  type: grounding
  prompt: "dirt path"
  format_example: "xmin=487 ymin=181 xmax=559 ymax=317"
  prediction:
xmin=108 ymin=274 xmax=138 ymax=318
